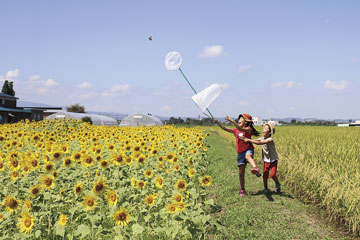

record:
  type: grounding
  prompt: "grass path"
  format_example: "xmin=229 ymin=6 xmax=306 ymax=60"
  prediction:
xmin=205 ymin=127 xmax=356 ymax=240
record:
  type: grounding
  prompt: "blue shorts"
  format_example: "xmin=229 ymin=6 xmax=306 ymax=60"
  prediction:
xmin=237 ymin=149 xmax=254 ymax=166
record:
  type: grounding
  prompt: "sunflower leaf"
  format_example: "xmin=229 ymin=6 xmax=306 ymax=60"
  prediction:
xmin=132 ymin=223 xmax=144 ymax=234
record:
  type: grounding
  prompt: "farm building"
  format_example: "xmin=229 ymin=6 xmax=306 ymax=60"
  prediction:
xmin=46 ymin=111 xmax=118 ymax=126
xmin=0 ymin=93 xmax=59 ymax=123
xmin=337 ymin=120 xmax=360 ymax=127
xmin=119 ymin=113 xmax=163 ymax=127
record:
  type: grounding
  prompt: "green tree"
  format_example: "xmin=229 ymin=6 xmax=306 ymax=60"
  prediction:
xmin=81 ymin=116 xmax=92 ymax=124
xmin=1 ymin=80 xmax=15 ymax=96
xmin=66 ymin=103 xmax=86 ymax=113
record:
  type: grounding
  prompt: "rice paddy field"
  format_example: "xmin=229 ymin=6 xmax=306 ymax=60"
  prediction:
xmin=274 ymin=126 xmax=360 ymax=233
xmin=215 ymin=125 xmax=360 ymax=236
xmin=0 ymin=119 xmax=213 ymax=239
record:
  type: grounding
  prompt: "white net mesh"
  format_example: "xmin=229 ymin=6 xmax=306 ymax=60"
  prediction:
xmin=165 ymin=51 xmax=182 ymax=71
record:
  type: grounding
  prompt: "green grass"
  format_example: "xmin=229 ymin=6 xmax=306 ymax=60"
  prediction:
xmin=204 ymin=127 xmax=357 ymax=240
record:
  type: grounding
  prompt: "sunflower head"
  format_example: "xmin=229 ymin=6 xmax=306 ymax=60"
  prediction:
xmin=106 ymin=190 xmax=118 ymax=206
xmin=176 ymin=179 xmax=187 ymax=192
xmin=82 ymin=194 xmax=97 ymax=211
xmin=58 ymin=214 xmax=67 ymax=227
xmin=200 ymin=176 xmax=212 ymax=186
xmin=30 ymin=185 xmax=41 ymax=197
xmin=92 ymin=177 xmax=107 ymax=196
xmin=144 ymin=195 xmax=155 ymax=206
xmin=2 ymin=196 xmax=21 ymax=214
xmin=17 ymin=212 xmax=35 ymax=234
xmin=113 ymin=209 xmax=130 ymax=226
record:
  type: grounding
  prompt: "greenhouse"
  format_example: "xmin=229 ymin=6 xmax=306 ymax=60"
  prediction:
xmin=46 ymin=111 xmax=118 ymax=126
xmin=119 ymin=113 xmax=163 ymax=127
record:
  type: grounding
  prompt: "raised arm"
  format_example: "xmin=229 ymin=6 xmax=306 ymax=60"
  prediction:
xmin=225 ymin=116 xmax=252 ymax=133
xmin=213 ymin=118 xmax=233 ymax=133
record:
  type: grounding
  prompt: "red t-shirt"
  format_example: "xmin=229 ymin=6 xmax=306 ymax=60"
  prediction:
xmin=232 ymin=128 xmax=254 ymax=154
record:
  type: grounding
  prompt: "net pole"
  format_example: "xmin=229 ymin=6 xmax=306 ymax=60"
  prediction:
xmin=178 ymin=68 xmax=214 ymax=119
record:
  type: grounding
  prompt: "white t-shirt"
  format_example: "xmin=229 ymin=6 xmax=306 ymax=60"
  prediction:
xmin=261 ymin=137 xmax=279 ymax=163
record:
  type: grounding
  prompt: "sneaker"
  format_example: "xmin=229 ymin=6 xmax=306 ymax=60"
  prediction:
xmin=240 ymin=189 xmax=246 ymax=197
xmin=251 ymin=167 xmax=261 ymax=177
xmin=263 ymin=187 xmax=269 ymax=194
xmin=276 ymin=183 xmax=281 ymax=193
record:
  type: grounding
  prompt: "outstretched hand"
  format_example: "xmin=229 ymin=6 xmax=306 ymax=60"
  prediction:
xmin=213 ymin=118 xmax=219 ymax=124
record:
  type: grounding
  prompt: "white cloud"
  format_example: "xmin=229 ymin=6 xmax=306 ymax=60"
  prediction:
xmin=238 ymin=101 xmax=249 ymax=106
xmin=289 ymin=106 xmax=296 ymax=111
xmin=238 ymin=64 xmax=252 ymax=73
xmin=102 ymin=84 xmax=130 ymax=97
xmin=198 ymin=45 xmax=224 ymax=58
xmin=324 ymin=80 xmax=347 ymax=91
xmin=77 ymin=82 xmax=93 ymax=89
xmin=271 ymin=81 xmax=302 ymax=89
xmin=160 ymin=105 xmax=172 ymax=111
xmin=0 ymin=75 xmax=4 ymax=82
xmin=24 ymin=75 xmax=61 ymax=96
xmin=29 ymin=74 xmax=40 ymax=81
xmin=45 ymin=78 xmax=59 ymax=87
xmin=325 ymin=19 xmax=331 ymax=24
xmin=6 ymin=69 xmax=19 ymax=79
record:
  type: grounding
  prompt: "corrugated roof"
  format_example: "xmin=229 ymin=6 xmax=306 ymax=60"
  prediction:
xmin=0 ymin=106 xmax=32 ymax=113
xmin=0 ymin=93 xmax=18 ymax=99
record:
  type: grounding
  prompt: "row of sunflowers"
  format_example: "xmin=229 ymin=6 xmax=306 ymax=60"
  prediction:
xmin=0 ymin=119 xmax=213 ymax=239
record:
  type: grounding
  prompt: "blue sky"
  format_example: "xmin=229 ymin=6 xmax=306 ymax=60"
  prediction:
xmin=0 ymin=1 xmax=359 ymax=119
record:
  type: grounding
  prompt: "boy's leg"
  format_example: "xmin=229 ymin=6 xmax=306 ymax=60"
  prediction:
xmin=263 ymin=162 xmax=270 ymax=193
xmin=269 ymin=161 xmax=281 ymax=192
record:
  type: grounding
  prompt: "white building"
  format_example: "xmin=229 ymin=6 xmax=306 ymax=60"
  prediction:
xmin=266 ymin=119 xmax=281 ymax=126
xmin=253 ymin=117 xmax=265 ymax=126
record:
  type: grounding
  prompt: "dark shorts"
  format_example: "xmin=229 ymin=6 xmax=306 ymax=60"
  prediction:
xmin=237 ymin=149 xmax=254 ymax=167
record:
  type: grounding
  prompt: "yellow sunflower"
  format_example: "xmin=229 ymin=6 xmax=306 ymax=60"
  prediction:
xmin=2 ymin=195 xmax=21 ymax=214
xmin=58 ymin=214 xmax=67 ymax=227
xmin=41 ymin=175 xmax=56 ymax=189
xmin=188 ymin=168 xmax=195 ymax=177
xmin=106 ymin=190 xmax=118 ymax=206
xmin=136 ymin=180 xmax=146 ymax=190
xmin=166 ymin=203 xmax=177 ymax=214
xmin=92 ymin=177 xmax=107 ymax=196
xmin=10 ymin=171 xmax=19 ymax=181
xmin=200 ymin=176 xmax=212 ymax=186
xmin=74 ymin=182 xmax=83 ymax=195
xmin=63 ymin=158 xmax=72 ymax=168
xmin=154 ymin=176 xmax=164 ymax=189
xmin=30 ymin=185 xmax=41 ymax=198
xmin=113 ymin=209 xmax=130 ymax=226
xmin=176 ymin=179 xmax=187 ymax=192
xmin=82 ymin=154 xmax=94 ymax=167
xmin=144 ymin=195 xmax=155 ymax=206
xmin=144 ymin=169 xmax=153 ymax=178
xmin=111 ymin=153 xmax=125 ymax=166
xmin=17 ymin=211 xmax=35 ymax=234
xmin=99 ymin=160 xmax=109 ymax=169
xmin=82 ymin=194 xmax=97 ymax=211
xmin=173 ymin=193 xmax=183 ymax=203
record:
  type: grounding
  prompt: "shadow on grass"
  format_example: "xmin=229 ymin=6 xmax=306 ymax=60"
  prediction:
xmin=251 ymin=190 xmax=295 ymax=202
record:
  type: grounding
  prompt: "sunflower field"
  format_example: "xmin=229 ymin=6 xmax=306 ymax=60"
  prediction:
xmin=0 ymin=119 xmax=213 ymax=239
